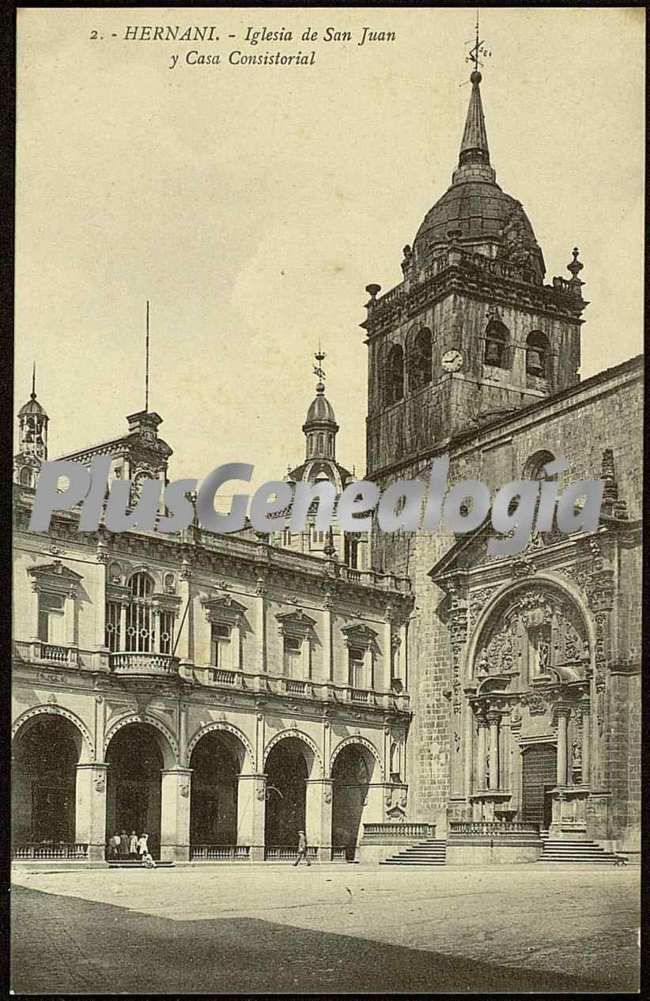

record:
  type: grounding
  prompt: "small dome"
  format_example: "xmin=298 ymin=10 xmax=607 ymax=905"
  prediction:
xmin=19 ymin=394 xmax=47 ymax=417
xmin=305 ymin=384 xmax=337 ymax=426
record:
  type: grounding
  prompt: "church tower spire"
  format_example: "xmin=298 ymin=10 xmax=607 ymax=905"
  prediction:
xmin=15 ymin=364 xmax=49 ymax=485
xmin=452 ymin=19 xmax=495 ymax=185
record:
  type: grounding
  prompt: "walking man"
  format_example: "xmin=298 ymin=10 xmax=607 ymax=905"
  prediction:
xmin=293 ymin=830 xmax=311 ymax=866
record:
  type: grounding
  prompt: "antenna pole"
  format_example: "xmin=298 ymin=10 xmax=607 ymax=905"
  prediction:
xmin=145 ymin=300 xmax=150 ymax=412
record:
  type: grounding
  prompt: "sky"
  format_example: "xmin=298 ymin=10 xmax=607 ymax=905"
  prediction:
xmin=15 ymin=7 xmax=644 ymax=491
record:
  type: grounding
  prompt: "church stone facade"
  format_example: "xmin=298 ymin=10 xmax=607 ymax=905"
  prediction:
xmin=363 ymin=69 xmax=641 ymax=854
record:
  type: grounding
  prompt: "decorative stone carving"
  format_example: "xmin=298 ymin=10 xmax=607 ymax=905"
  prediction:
xmin=94 ymin=777 xmax=105 ymax=793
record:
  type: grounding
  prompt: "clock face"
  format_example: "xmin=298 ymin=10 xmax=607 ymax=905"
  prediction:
xmin=441 ymin=349 xmax=464 ymax=372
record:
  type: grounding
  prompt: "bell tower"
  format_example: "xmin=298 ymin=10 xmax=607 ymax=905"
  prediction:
xmin=363 ymin=60 xmax=587 ymax=480
xmin=14 ymin=365 xmax=49 ymax=486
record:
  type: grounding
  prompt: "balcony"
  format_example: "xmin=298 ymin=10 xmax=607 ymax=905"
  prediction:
xmin=110 ymin=652 xmax=180 ymax=677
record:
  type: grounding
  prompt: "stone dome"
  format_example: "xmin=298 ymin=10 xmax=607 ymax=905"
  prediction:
xmin=304 ymin=384 xmax=337 ymax=427
xmin=414 ymin=182 xmax=540 ymax=257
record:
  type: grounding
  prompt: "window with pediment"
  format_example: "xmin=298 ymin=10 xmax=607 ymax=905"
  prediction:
xmin=341 ymin=624 xmax=378 ymax=691
xmin=276 ymin=610 xmax=316 ymax=679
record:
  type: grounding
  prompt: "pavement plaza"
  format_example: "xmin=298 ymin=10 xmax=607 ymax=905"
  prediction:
xmin=11 ymin=863 xmax=640 ymax=993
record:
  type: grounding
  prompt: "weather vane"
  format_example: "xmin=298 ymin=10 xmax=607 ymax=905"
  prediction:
xmin=313 ymin=344 xmax=327 ymax=385
xmin=465 ymin=11 xmax=491 ymax=73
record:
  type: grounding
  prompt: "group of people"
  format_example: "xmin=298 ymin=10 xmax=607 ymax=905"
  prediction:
xmin=107 ymin=830 xmax=155 ymax=867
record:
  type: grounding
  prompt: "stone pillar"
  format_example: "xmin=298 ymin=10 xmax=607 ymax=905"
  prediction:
xmin=237 ymin=773 xmax=266 ymax=861
xmin=177 ymin=566 xmax=192 ymax=661
xmin=581 ymin=703 xmax=591 ymax=786
xmin=119 ymin=603 xmax=127 ymax=650
xmin=383 ymin=613 xmax=393 ymax=691
xmin=323 ymin=592 xmax=333 ymax=683
xmin=153 ymin=608 xmax=161 ymax=653
xmin=556 ymin=707 xmax=570 ymax=787
xmin=488 ymin=712 xmax=499 ymax=790
xmin=65 ymin=595 xmax=76 ymax=646
xmin=400 ymin=619 xmax=409 ymax=690
xmin=233 ymin=620 xmax=242 ymax=671
xmin=476 ymin=717 xmax=487 ymax=789
xmin=160 ymin=767 xmax=192 ymax=862
xmin=255 ymin=577 xmax=267 ymax=674
xmin=305 ymin=778 xmax=333 ymax=861
xmin=75 ymin=763 xmax=109 ymax=862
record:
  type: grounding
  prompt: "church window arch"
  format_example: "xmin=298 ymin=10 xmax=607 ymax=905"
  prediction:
xmin=19 ymin=467 xmax=33 ymax=487
xmin=407 ymin=327 xmax=432 ymax=393
xmin=523 ymin=449 xmax=557 ymax=481
xmin=526 ymin=331 xmax=550 ymax=379
xmin=384 ymin=343 xmax=404 ymax=406
xmin=484 ymin=321 xmax=510 ymax=369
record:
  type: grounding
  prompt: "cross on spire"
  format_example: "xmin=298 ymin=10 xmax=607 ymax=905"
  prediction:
xmin=465 ymin=10 xmax=491 ymax=76
xmin=31 ymin=361 xmax=36 ymax=400
xmin=313 ymin=344 xmax=327 ymax=391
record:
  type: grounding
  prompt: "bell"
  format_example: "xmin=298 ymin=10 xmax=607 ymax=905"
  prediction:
xmin=527 ymin=348 xmax=544 ymax=376
xmin=485 ymin=338 xmax=502 ymax=366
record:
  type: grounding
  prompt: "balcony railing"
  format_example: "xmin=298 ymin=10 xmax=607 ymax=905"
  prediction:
xmin=264 ymin=846 xmax=319 ymax=861
xmin=110 ymin=652 xmax=180 ymax=676
xmin=13 ymin=842 xmax=89 ymax=860
xmin=350 ymin=688 xmax=371 ymax=703
xmin=449 ymin=821 xmax=540 ymax=837
xmin=190 ymin=845 xmax=251 ymax=861
xmin=39 ymin=643 xmax=73 ymax=664
xmin=363 ymin=823 xmax=436 ymax=840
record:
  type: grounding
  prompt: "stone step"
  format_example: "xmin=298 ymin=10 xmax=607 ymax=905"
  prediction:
xmin=379 ymin=839 xmax=447 ymax=866
xmin=538 ymin=838 xmax=620 ymax=864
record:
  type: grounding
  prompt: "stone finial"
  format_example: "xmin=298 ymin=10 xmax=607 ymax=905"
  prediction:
xmin=600 ymin=448 xmax=628 ymax=519
xmin=365 ymin=283 xmax=381 ymax=307
xmin=567 ymin=247 xmax=585 ymax=295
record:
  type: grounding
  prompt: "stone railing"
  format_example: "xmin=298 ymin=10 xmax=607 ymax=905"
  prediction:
xmin=449 ymin=821 xmax=539 ymax=837
xmin=110 ymin=652 xmax=180 ymax=676
xmin=14 ymin=638 xmax=84 ymax=668
xmin=193 ymin=668 xmax=410 ymax=713
xmin=331 ymin=846 xmax=348 ymax=860
xmin=363 ymin=822 xmax=436 ymax=840
xmin=13 ymin=842 xmax=89 ymax=860
xmin=190 ymin=845 xmax=250 ymax=861
xmin=38 ymin=642 xmax=73 ymax=664
xmin=264 ymin=846 xmax=319 ymax=861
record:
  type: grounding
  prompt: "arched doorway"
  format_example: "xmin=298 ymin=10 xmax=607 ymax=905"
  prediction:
xmin=265 ymin=738 xmax=310 ymax=849
xmin=105 ymin=724 xmax=166 ymax=859
xmin=332 ymin=744 xmax=371 ymax=860
xmin=522 ymin=744 xmax=557 ymax=830
xmin=189 ymin=731 xmax=243 ymax=847
xmin=12 ymin=714 xmax=81 ymax=848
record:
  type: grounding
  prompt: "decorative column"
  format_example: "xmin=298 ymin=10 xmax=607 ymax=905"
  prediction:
xmin=255 ymin=574 xmax=267 ymax=674
xmin=160 ymin=767 xmax=192 ymax=862
xmin=383 ymin=606 xmax=394 ymax=692
xmin=75 ymin=763 xmax=109 ymax=862
xmin=400 ymin=618 xmax=409 ymax=690
xmin=305 ymin=779 xmax=333 ymax=861
xmin=323 ymin=590 xmax=333 ymax=684
xmin=476 ymin=716 xmax=488 ymax=791
xmin=119 ymin=603 xmax=128 ymax=651
xmin=556 ymin=706 xmax=570 ymax=787
xmin=176 ymin=557 xmax=192 ymax=662
xmin=237 ymin=773 xmax=266 ymax=861
xmin=153 ymin=608 xmax=161 ymax=653
xmin=581 ymin=701 xmax=591 ymax=786
xmin=487 ymin=711 xmax=500 ymax=790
